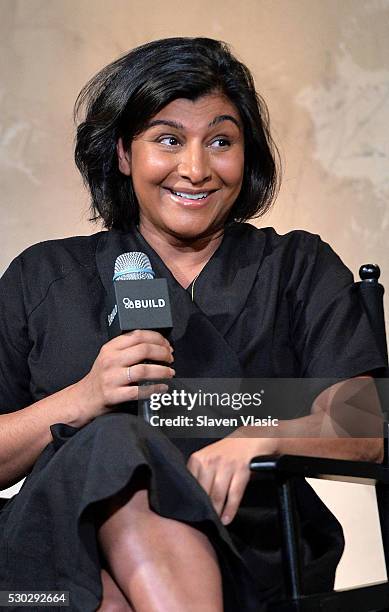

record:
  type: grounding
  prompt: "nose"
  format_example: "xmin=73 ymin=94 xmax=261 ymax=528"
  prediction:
xmin=178 ymin=141 xmax=212 ymax=184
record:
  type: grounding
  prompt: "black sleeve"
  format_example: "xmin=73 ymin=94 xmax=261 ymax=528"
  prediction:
xmin=0 ymin=256 xmax=33 ymax=413
xmin=291 ymin=238 xmax=387 ymax=379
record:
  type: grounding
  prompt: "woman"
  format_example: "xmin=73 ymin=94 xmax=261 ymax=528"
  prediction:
xmin=0 ymin=37 xmax=386 ymax=611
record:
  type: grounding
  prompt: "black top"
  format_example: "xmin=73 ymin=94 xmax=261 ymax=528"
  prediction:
xmin=0 ymin=222 xmax=384 ymax=415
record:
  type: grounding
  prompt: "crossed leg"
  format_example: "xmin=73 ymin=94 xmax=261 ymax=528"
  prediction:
xmin=96 ymin=472 xmax=223 ymax=612
xmin=97 ymin=568 xmax=134 ymax=611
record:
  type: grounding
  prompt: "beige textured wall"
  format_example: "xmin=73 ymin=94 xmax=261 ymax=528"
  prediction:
xmin=1 ymin=0 xmax=388 ymax=591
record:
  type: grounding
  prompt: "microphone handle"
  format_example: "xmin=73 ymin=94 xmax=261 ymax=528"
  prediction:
xmin=139 ymin=358 xmax=169 ymax=424
xmin=140 ymin=388 xmax=153 ymax=423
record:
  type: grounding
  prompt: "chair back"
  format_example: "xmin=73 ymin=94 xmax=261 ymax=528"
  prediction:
xmin=358 ymin=263 xmax=388 ymax=376
xmin=358 ymin=264 xmax=389 ymax=573
xmin=377 ymin=421 xmax=389 ymax=572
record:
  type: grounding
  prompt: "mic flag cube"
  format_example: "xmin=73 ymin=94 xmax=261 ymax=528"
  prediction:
xmin=114 ymin=277 xmax=173 ymax=331
xmin=107 ymin=251 xmax=173 ymax=338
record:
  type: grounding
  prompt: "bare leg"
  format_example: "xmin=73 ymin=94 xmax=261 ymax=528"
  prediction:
xmin=97 ymin=479 xmax=223 ymax=612
xmin=96 ymin=569 xmax=134 ymax=612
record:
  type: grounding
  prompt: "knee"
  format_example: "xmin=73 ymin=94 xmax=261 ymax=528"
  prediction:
xmin=87 ymin=411 xmax=137 ymax=433
xmin=98 ymin=569 xmax=134 ymax=612
xmin=97 ymin=600 xmax=132 ymax=612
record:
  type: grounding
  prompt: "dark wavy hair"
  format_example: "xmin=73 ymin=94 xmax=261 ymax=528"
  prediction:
xmin=74 ymin=37 xmax=280 ymax=230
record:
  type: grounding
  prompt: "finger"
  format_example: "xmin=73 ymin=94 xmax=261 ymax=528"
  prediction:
xmin=208 ymin=470 xmax=234 ymax=518
xmin=125 ymin=363 xmax=175 ymax=384
xmin=125 ymin=329 xmax=174 ymax=351
xmin=220 ymin=469 xmax=250 ymax=525
xmin=189 ymin=461 xmax=216 ymax=498
xmin=186 ymin=454 xmax=201 ymax=481
xmin=108 ymin=383 xmax=169 ymax=406
xmin=109 ymin=330 xmax=173 ymax=351
xmin=120 ymin=343 xmax=174 ymax=366
xmin=137 ymin=383 xmax=169 ymax=400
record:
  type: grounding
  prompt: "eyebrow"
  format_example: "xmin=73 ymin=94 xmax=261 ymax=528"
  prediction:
xmin=145 ymin=114 xmax=241 ymax=131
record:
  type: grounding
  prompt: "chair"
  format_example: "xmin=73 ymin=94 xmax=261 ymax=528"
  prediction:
xmin=249 ymin=263 xmax=389 ymax=611
xmin=1 ymin=265 xmax=388 ymax=611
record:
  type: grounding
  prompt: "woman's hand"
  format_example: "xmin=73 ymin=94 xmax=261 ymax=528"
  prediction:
xmin=0 ymin=330 xmax=174 ymax=487
xmin=186 ymin=432 xmax=275 ymax=525
xmin=76 ymin=330 xmax=175 ymax=422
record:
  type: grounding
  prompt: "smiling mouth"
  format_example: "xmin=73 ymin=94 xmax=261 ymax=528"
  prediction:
xmin=168 ymin=189 xmax=214 ymax=201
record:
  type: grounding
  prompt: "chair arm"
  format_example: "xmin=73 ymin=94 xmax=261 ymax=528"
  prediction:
xmin=249 ymin=454 xmax=389 ymax=485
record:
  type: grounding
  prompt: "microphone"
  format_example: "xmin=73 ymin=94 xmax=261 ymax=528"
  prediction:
xmin=109 ymin=252 xmax=173 ymax=423
xmin=110 ymin=251 xmax=173 ymax=333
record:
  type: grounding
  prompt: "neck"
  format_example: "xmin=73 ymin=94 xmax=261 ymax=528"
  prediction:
xmin=138 ymin=223 xmax=224 ymax=288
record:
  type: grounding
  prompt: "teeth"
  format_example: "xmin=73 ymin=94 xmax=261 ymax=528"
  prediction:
xmin=172 ymin=191 xmax=209 ymax=200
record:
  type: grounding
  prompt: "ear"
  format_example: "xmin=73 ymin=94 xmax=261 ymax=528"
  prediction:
xmin=116 ymin=138 xmax=131 ymax=176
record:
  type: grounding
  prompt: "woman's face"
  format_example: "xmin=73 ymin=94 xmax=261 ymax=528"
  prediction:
xmin=117 ymin=92 xmax=245 ymax=242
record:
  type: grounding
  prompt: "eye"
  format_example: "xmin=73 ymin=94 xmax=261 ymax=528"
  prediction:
xmin=158 ymin=136 xmax=181 ymax=147
xmin=210 ymin=137 xmax=231 ymax=148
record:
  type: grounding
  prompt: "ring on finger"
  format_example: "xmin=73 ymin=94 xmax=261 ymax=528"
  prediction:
xmin=127 ymin=366 xmax=132 ymax=384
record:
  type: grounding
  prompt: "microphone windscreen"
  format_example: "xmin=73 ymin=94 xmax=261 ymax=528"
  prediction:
xmin=113 ymin=252 xmax=155 ymax=281
xmin=109 ymin=251 xmax=173 ymax=334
